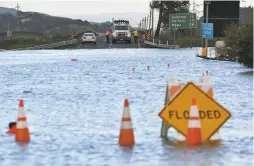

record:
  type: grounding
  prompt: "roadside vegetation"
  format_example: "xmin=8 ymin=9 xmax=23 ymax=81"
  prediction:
xmin=223 ymin=7 xmax=253 ymax=68
xmin=0 ymin=39 xmax=48 ymax=49
xmin=0 ymin=34 xmax=75 ymax=50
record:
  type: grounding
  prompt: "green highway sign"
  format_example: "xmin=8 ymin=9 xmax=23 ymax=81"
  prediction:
xmin=169 ymin=13 xmax=197 ymax=30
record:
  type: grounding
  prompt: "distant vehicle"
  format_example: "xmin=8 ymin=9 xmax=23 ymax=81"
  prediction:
xmin=85 ymin=31 xmax=98 ymax=36
xmin=111 ymin=20 xmax=132 ymax=44
xmin=81 ymin=32 xmax=96 ymax=44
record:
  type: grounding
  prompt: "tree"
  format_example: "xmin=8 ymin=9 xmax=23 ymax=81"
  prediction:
xmin=150 ymin=0 xmax=189 ymax=38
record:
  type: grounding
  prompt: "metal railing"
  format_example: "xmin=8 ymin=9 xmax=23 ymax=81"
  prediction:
xmin=144 ymin=40 xmax=176 ymax=49
xmin=10 ymin=39 xmax=77 ymax=51
xmin=209 ymin=47 xmax=216 ymax=58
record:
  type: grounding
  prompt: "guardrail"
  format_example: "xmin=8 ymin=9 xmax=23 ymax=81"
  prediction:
xmin=10 ymin=39 xmax=77 ymax=51
xmin=144 ymin=40 xmax=176 ymax=49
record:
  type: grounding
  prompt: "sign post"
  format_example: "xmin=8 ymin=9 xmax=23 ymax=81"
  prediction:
xmin=174 ymin=29 xmax=176 ymax=45
xmin=205 ymin=1 xmax=211 ymax=56
xmin=159 ymin=82 xmax=231 ymax=141
xmin=202 ymin=23 xmax=214 ymax=57
xmin=160 ymin=82 xmax=170 ymax=138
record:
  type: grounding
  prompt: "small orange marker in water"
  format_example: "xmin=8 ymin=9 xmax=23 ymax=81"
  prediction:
xmin=132 ymin=67 xmax=135 ymax=73
xmin=147 ymin=66 xmax=150 ymax=71
xmin=6 ymin=124 xmax=16 ymax=134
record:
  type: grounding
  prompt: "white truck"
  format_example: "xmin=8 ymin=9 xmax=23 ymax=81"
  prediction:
xmin=111 ymin=20 xmax=132 ymax=44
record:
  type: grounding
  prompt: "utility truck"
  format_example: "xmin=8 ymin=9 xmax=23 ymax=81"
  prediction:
xmin=111 ymin=20 xmax=132 ymax=44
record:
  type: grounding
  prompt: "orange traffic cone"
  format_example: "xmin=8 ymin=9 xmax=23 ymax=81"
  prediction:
xmin=118 ymin=99 xmax=135 ymax=146
xmin=168 ymin=78 xmax=182 ymax=100
xmin=202 ymin=70 xmax=211 ymax=84
xmin=186 ymin=98 xmax=202 ymax=146
xmin=201 ymin=71 xmax=214 ymax=97
xmin=15 ymin=99 xmax=30 ymax=142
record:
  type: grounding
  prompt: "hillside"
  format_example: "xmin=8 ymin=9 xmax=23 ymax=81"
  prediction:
xmin=0 ymin=7 xmax=111 ymax=36
xmin=0 ymin=6 xmax=16 ymax=15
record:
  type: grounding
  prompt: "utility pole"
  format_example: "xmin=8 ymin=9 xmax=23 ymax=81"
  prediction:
xmin=190 ymin=0 xmax=196 ymax=48
xmin=144 ymin=17 xmax=146 ymax=30
xmin=145 ymin=16 xmax=147 ymax=30
xmin=15 ymin=3 xmax=20 ymax=31
xmin=151 ymin=8 xmax=154 ymax=39
xmin=149 ymin=9 xmax=152 ymax=31
xmin=142 ymin=19 xmax=144 ymax=30
xmin=146 ymin=15 xmax=149 ymax=30
xmin=7 ymin=20 xmax=10 ymax=40
xmin=205 ymin=1 xmax=210 ymax=56
xmin=141 ymin=19 xmax=143 ymax=30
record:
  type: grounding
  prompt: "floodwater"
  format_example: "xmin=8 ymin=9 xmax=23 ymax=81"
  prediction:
xmin=0 ymin=48 xmax=253 ymax=166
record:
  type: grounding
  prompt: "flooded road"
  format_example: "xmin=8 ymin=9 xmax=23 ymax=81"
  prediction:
xmin=0 ymin=48 xmax=252 ymax=166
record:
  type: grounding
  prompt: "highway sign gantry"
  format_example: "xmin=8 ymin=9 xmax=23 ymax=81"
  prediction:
xmin=159 ymin=82 xmax=231 ymax=141
xmin=169 ymin=13 xmax=197 ymax=30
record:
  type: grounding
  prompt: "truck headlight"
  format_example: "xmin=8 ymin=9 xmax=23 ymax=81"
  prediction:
xmin=127 ymin=33 xmax=131 ymax=37
xmin=112 ymin=32 xmax=116 ymax=37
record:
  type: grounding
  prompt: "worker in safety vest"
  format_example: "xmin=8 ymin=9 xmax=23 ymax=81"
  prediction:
xmin=133 ymin=30 xmax=139 ymax=43
xmin=105 ymin=30 xmax=111 ymax=43
xmin=141 ymin=31 xmax=146 ymax=41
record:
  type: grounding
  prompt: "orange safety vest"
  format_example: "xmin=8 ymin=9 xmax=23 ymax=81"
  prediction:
xmin=105 ymin=31 xmax=110 ymax=36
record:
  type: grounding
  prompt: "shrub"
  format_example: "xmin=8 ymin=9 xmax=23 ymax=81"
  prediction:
xmin=224 ymin=8 xmax=253 ymax=67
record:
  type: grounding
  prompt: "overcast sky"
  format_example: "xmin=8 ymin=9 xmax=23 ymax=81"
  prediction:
xmin=0 ymin=0 xmax=252 ymax=27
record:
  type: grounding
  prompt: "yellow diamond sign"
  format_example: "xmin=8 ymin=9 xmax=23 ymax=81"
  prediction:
xmin=159 ymin=82 xmax=231 ymax=141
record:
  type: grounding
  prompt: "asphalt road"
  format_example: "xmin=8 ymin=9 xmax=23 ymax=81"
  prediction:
xmin=73 ymin=36 xmax=141 ymax=49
